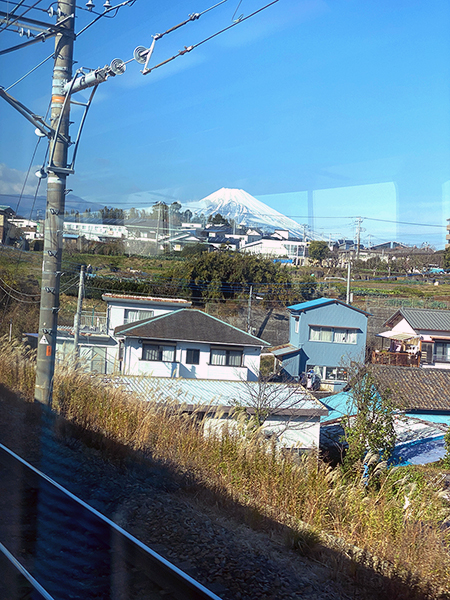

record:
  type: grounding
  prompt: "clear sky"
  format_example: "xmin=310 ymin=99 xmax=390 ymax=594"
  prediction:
xmin=1 ymin=0 xmax=450 ymax=247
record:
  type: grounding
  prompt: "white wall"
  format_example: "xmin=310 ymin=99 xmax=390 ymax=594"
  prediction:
xmin=203 ymin=414 xmax=321 ymax=450
xmin=122 ymin=338 xmax=261 ymax=381
xmin=107 ymin=300 xmax=188 ymax=336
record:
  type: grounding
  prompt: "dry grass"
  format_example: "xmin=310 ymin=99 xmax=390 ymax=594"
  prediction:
xmin=1 ymin=339 xmax=449 ymax=599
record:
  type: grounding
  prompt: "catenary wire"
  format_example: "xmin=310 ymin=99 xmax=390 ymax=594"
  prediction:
xmin=0 ymin=0 xmax=42 ymax=35
xmin=4 ymin=51 xmax=55 ymax=90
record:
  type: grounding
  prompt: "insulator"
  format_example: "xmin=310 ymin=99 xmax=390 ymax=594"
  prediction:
xmin=133 ymin=46 xmax=148 ymax=64
xmin=110 ymin=58 xmax=126 ymax=75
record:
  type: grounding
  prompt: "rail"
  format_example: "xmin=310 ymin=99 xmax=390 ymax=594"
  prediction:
xmin=0 ymin=442 xmax=222 ymax=600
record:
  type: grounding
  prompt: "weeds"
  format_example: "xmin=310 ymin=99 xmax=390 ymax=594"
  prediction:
xmin=0 ymin=339 xmax=449 ymax=598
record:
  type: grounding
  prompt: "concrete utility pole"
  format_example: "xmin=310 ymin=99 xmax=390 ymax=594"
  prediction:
xmin=247 ymin=285 xmax=253 ymax=333
xmin=346 ymin=261 xmax=351 ymax=304
xmin=72 ymin=265 xmax=85 ymax=360
xmin=34 ymin=0 xmax=75 ymax=406
xmin=356 ymin=216 xmax=362 ymax=260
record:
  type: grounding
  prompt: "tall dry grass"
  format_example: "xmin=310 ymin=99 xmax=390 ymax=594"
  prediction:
xmin=0 ymin=339 xmax=449 ymax=598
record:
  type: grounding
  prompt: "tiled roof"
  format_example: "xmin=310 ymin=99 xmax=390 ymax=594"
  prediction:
xmin=114 ymin=308 xmax=270 ymax=347
xmin=385 ymin=308 xmax=450 ymax=331
xmin=111 ymin=376 xmax=328 ymax=417
xmin=288 ymin=297 xmax=370 ymax=316
xmin=371 ymin=365 xmax=450 ymax=412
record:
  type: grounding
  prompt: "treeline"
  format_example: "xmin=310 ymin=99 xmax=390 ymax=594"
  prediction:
xmin=61 ymin=252 xmax=319 ymax=305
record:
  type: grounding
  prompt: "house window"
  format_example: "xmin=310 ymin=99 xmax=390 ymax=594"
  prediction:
xmin=307 ymin=365 xmax=348 ymax=381
xmin=124 ymin=309 xmax=154 ymax=324
xmin=309 ymin=326 xmax=357 ymax=344
xmin=210 ymin=347 xmax=243 ymax=367
xmin=186 ymin=348 xmax=200 ymax=365
xmin=142 ymin=343 xmax=175 ymax=362
xmin=434 ymin=341 xmax=450 ymax=363
xmin=294 ymin=317 xmax=299 ymax=333
xmin=421 ymin=342 xmax=434 ymax=364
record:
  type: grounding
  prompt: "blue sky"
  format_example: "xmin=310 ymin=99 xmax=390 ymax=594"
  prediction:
xmin=1 ymin=0 xmax=450 ymax=247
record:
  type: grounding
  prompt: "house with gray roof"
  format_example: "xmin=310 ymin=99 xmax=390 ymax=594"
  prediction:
xmin=114 ymin=309 xmax=269 ymax=381
xmin=374 ymin=307 xmax=450 ymax=369
xmin=320 ymin=365 xmax=450 ymax=465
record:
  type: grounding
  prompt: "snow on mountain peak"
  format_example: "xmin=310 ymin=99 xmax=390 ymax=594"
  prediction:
xmin=193 ymin=188 xmax=304 ymax=237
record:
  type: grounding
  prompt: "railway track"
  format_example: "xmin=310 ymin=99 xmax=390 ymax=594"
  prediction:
xmin=0 ymin=442 xmax=222 ymax=600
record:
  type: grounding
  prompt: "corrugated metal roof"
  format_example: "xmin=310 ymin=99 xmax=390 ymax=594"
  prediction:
xmin=271 ymin=344 xmax=299 ymax=357
xmin=110 ymin=376 xmax=328 ymax=416
xmin=288 ymin=297 xmax=370 ymax=316
xmin=386 ymin=308 xmax=450 ymax=331
xmin=288 ymin=298 xmax=334 ymax=311
xmin=377 ymin=331 xmax=418 ymax=341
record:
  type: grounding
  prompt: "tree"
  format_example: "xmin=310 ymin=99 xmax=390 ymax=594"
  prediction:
xmin=231 ymin=377 xmax=321 ymax=444
xmin=342 ymin=365 xmax=396 ymax=473
xmin=169 ymin=252 xmax=305 ymax=305
xmin=208 ymin=213 xmax=230 ymax=226
xmin=444 ymin=247 xmax=450 ymax=270
xmin=308 ymin=241 xmax=330 ymax=265
xmin=100 ymin=206 xmax=124 ymax=223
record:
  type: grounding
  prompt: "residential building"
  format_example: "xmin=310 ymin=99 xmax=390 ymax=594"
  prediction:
xmin=103 ymin=293 xmax=191 ymax=337
xmin=114 ymin=308 xmax=269 ymax=381
xmin=373 ymin=307 xmax=450 ymax=369
xmin=241 ymin=230 xmax=308 ymax=265
xmin=115 ymin=376 xmax=328 ymax=451
xmin=26 ymin=294 xmax=192 ymax=375
xmin=274 ymin=298 xmax=369 ymax=391
xmin=63 ymin=216 xmax=127 ymax=241
xmin=320 ymin=365 xmax=450 ymax=465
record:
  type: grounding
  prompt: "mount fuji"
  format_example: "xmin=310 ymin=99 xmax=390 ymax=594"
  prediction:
xmin=190 ymin=188 xmax=307 ymax=238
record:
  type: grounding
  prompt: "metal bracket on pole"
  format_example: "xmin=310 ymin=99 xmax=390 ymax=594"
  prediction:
xmin=0 ymin=88 xmax=57 ymax=139
xmin=0 ymin=12 xmax=75 ymax=56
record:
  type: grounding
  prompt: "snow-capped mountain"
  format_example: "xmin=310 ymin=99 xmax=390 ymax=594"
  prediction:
xmin=191 ymin=188 xmax=306 ymax=237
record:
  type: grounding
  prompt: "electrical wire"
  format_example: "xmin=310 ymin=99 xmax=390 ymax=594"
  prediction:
xmin=75 ymin=0 xmax=137 ymax=37
xmin=0 ymin=283 xmax=40 ymax=303
xmin=0 ymin=0 xmax=43 ymax=35
xmin=0 ymin=275 xmax=39 ymax=296
xmin=144 ymin=0 xmax=279 ymax=75
xmin=4 ymin=51 xmax=54 ymax=90
xmin=0 ymin=0 xmax=47 ymax=13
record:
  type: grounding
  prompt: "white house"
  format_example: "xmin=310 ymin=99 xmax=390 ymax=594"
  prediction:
xmin=102 ymin=293 xmax=191 ymax=337
xmin=63 ymin=219 xmax=127 ymax=241
xmin=115 ymin=376 xmax=328 ymax=451
xmin=241 ymin=231 xmax=308 ymax=264
xmin=114 ymin=309 xmax=269 ymax=381
xmin=48 ymin=294 xmax=192 ymax=374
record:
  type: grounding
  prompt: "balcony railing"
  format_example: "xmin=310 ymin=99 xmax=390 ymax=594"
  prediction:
xmin=371 ymin=350 xmax=420 ymax=367
xmin=80 ymin=312 xmax=107 ymax=334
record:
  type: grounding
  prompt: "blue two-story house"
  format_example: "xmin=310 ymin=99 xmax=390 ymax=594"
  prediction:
xmin=274 ymin=298 xmax=370 ymax=390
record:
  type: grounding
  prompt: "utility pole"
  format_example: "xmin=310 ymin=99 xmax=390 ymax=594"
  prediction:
xmin=356 ymin=216 xmax=362 ymax=260
xmin=346 ymin=261 xmax=351 ymax=304
xmin=247 ymin=285 xmax=253 ymax=333
xmin=72 ymin=265 xmax=85 ymax=360
xmin=34 ymin=0 xmax=75 ymax=406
